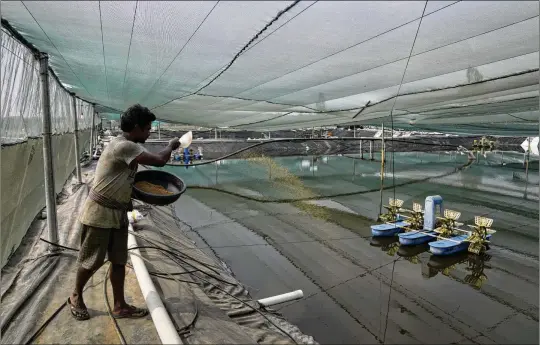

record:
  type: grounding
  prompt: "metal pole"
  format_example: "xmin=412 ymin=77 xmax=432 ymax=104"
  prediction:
xmin=524 ymin=139 xmax=531 ymax=192
xmin=215 ymin=128 xmax=218 ymax=140
xmin=95 ymin=111 xmax=99 ymax=148
xmin=39 ymin=53 xmax=58 ymax=245
xmin=215 ymin=161 xmax=218 ymax=185
xmin=378 ymin=123 xmax=385 ymax=217
xmin=158 ymin=122 xmax=161 ymax=139
xmin=71 ymin=94 xmax=82 ymax=183
xmin=500 ymin=151 xmax=504 ymax=166
xmin=89 ymin=105 xmax=95 ymax=159
xmin=369 ymin=140 xmax=373 ymax=160
xmin=352 ymin=156 xmax=356 ymax=180
xmin=360 ymin=140 xmax=363 ymax=159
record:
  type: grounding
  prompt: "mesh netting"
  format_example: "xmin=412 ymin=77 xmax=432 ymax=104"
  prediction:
xmin=1 ymin=1 xmax=538 ymax=133
xmin=1 ymin=25 xmax=101 ymax=266
xmin=1 ymin=27 xmax=99 ymax=145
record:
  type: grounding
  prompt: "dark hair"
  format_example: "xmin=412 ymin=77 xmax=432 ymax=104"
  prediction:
xmin=120 ymin=104 xmax=156 ymax=132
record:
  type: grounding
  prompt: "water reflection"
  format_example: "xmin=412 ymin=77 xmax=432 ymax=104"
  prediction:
xmin=369 ymin=236 xmax=400 ymax=256
xmin=369 ymin=236 xmax=492 ymax=290
xmin=428 ymin=252 xmax=492 ymax=290
xmin=397 ymin=243 xmax=430 ymax=265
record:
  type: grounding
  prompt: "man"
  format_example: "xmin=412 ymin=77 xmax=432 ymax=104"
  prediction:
xmin=68 ymin=104 xmax=181 ymax=320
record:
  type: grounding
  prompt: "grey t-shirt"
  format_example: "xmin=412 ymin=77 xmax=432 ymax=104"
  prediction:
xmin=79 ymin=135 xmax=144 ymax=229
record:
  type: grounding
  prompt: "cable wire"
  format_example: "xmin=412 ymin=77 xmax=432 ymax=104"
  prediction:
xmin=23 ymin=260 xmax=109 ymax=344
xmin=275 ymin=258 xmax=401 ymax=313
xmin=103 ymin=262 xmax=127 ymax=345
xmin=193 ymin=7 xmax=538 ymax=120
xmin=151 ymin=0 xmax=302 ymax=110
xmin=159 ymin=136 xmax=461 ymax=167
xmin=204 ymin=1 xmax=461 ymax=110
xmin=20 ymin=1 xmax=94 ymax=98
xmin=142 ymin=244 xmax=299 ymax=344
xmin=381 ymin=2 xmax=428 ymax=340
xmin=227 ymin=14 xmax=538 ymax=114
xmin=121 ymin=1 xmax=138 ymax=104
xmin=381 ymin=259 xmax=397 ymax=344
xmin=140 ymin=1 xmax=220 ymax=105
xmin=98 ymin=1 xmax=111 ymax=102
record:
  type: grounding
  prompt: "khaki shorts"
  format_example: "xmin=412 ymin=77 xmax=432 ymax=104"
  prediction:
xmin=77 ymin=224 xmax=128 ymax=270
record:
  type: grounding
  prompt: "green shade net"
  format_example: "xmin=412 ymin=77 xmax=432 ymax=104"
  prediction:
xmin=1 ymin=1 xmax=538 ymax=134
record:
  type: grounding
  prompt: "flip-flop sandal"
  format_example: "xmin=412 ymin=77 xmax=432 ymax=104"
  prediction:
xmin=112 ymin=305 xmax=149 ymax=319
xmin=67 ymin=297 xmax=90 ymax=321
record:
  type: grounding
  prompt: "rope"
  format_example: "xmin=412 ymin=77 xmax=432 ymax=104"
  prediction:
xmin=20 ymin=2 xmax=94 ymax=98
xmin=103 ymin=263 xmax=127 ymax=345
xmin=121 ymin=1 xmax=138 ymax=103
xmin=160 ymin=137 xmax=461 ymax=167
xmin=381 ymin=260 xmax=397 ymax=344
xmin=380 ymin=1 xmax=428 ymax=339
xmin=98 ymin=1 xmax=111 ymax=102
xmin=151 ymin=0 xmax=302 ymax=110
xmin=140 ymin=1 xmax=220 ymax=104
xmin=208 ymin=1 xmax=461 ymax=106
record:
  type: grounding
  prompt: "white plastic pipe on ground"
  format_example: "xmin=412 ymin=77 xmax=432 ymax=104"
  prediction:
xmin=127 ymin=226 xmax=183 ymax=345
xmin=258 ymin=290 xmax=304 ymax=307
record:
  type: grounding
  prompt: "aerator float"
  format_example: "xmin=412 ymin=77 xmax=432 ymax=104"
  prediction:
xmin=372 ymin=195 xmax=496 ymax=256
xmin=371 ymin=198 xmax=409 ymax=237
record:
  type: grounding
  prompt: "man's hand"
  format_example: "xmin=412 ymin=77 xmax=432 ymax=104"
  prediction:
xmin=135 ymin=139 xmax=178 ymax=167
xmin=168 ymin=138 xmax=180 ymax=150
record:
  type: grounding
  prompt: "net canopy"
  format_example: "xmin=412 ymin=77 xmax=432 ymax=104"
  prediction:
xmin=1 ymin=1 xmax=538 ymax=134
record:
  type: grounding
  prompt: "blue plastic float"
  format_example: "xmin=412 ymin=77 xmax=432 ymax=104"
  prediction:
xmin=397 ymin=195 xmax=443 ymax=245
xmin=398 ymin=230 xmax=437 ymax=246
xmin=371 ymin=215 xmax=408 ymax=237
xmin=429 ymin=234 xmax=492 ymax=256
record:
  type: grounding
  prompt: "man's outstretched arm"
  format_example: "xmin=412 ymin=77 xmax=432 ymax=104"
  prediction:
xmin=135 ymin=138 xmax=180 ymax=167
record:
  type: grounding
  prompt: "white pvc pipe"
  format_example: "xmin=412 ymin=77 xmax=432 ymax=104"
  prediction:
xmin=127 ymin=228 xmax=183 ymax=345
xmin=258 ymin=290 xmax=304 ymax=307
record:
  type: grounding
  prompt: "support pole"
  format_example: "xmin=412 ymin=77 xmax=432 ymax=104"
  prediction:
xmin=378 ymin=123 xmax=385 ymax=217
xmin=352 ymin=156 xmax=356 ymax=180
xmin=524 ymin=139 xmax=531 ymax=194
xmin=360 ymin=140 xmax=363 ymax=159
xmin=39 ymin=53 xmax=58 ymax=245
xmin=89 ymin=105 xmax=95 ymax=159
xmin=95 ymin=111 xmax=99 ymax=148
xmin=215 ymin=161 xmax=219 ymax=185
xmin=158 ymin=121 xmax=161 ymax=139
xmin=369 ymin=140 xmax=373 ymax=160
xmin=215 ymin=128 xmax=218 ymax=140
xmin=71 ymin=94 xmax=82 ymax=183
